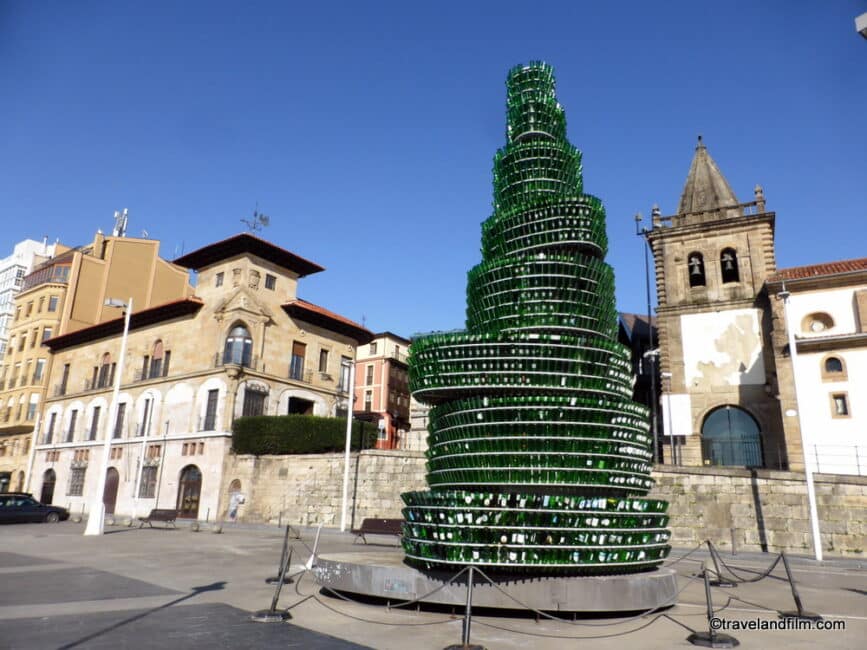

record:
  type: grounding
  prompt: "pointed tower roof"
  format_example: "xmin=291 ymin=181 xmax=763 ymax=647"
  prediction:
xmin=677 ymin=136 xmax=740 ymax=218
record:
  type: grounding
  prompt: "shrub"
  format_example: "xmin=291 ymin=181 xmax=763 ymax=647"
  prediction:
xmin=231 ymin=415 xmax=376 ymax=455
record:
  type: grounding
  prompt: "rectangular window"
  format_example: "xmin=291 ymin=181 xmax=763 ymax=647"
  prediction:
xmin=18 ymin=335 xmax=25 ymax=351
xmin=831 ymin=393 xmax=850 ymax=418
xmin=59 ymin=363 xmax=70 ymax=395
xmin=26 ymin=400 xmax=37 ymax=421
xmin=141 ymin=355 xmax=150 ymax=380
xmin=162 ymin=350 xmax=170 ymax=376
xmin=265 ymin=274 xmax=276 ymax=290
xmin=68 ymin=468 xmax=86 ymax=496
xmin=364 ymin=390 xmax=372 ymax=412
xmin=66 ymin=409 xmax=78 ymax=443
xmin=289 ymin=341 xmax=306 ymax=381
xmin=242 ymin=388 xmax=266 ymax=417
xmin=48 ymin=295 xmax=59 ymax=312
xmin=318 ymin=349 xmax=329 ymax=373
xmin=138 ymin=398 xmax=152 ymax=437
xmin=365 ymin=365 xmax=374 ymax=386
xmin=338 ymin=356 xmax=352 ymax=392
xmin=25 ymin=302 xmax=33 ymax=317
xmin=204 ymin=389 xmax=219 ymax=430
xmin=33 ymin=359 xmax=45 ymax=382
xmin=89 ymin=406 xmax=101 ymax=440
xmin=31 ymin=328 xmax=38 ymax=347
xmin=369 ymin=342 xmax=377 ymax=355
xmin=139 ymin=466 xmax=157 ymax=498
xmin=41 ymin=327 xmax=52 ymax=343
xmin=38 ymin=297 xmax=44 ymax=312
xmin=215 ymin=272 xmax=224 ymax=287
xmin=113 ymin=403 xmax=126 ymax=438
xmin=45 ymin=412 xmax=57 ymax=444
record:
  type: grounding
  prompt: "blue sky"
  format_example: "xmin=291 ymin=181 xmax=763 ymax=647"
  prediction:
xmin=2 ymin=1 xmax=865 ymax=338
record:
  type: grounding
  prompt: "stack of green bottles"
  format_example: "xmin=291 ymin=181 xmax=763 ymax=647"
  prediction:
xmin=402 ymin=61 xmax=670 ymax=576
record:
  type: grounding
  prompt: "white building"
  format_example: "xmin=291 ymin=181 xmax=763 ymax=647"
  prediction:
xmin=0 ymin=239 xmax=58 ymax=360
xmin=767 ymin=259 xmax=867 ymax=475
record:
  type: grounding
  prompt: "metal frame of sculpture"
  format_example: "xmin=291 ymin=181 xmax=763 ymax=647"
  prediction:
xmin=402 ymin=62 xmax=671 ymax=575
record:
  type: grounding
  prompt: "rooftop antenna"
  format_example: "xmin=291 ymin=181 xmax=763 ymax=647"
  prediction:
xmin=241 ymin=202 xmax=270 ymax=233
xmin=112 ymin=208 xmax=129 ymax=237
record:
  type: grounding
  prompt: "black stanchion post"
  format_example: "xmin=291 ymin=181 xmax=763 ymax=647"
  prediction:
xmin=443 ymin=565 xmax=485 ymax=650
xmin=687 ymin=568 xmax=739 ymax=648
xmin=778 ymin=552 xmax=822 ymax=621
xmin=251 ymin=544 xmax=292 ymax=623
xmin=266 ymin=525 xmax=294 ymax=584
xmin=706 ymin=541 xmax=736 ymax=588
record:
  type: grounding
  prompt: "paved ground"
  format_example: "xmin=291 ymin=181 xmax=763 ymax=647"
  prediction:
xmin=0 ymin=520 xmax=864 ymax=649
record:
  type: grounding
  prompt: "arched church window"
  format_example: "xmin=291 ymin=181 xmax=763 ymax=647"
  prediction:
xmin=688 ymin=252 xmax=706 ymax=287
xmin=701 ymin=405 xmax=763 ymax=467
xmin=720 ymin=248 xmax=739 ymax=283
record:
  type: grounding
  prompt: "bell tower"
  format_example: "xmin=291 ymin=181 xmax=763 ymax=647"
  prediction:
xmin=646 ymin=137 xmax=786 ymax=469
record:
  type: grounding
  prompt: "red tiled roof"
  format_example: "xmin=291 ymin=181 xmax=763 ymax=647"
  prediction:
xmin=768 ymin=258 xmax=867 ymax=283
xmin=282 ymin=299 xmax=374 ymax=344
xmin=44 ymin=297 xmax=204 ymax=351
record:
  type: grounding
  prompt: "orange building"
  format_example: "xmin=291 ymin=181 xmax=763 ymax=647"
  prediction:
xmin=353 ymin=332 xmax=411 ymax=449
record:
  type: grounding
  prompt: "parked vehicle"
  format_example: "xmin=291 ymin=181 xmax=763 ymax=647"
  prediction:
xmin=0 ymin=493 xmax=69 ymax=524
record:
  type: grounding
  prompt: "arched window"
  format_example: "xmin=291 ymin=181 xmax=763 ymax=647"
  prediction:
xmin=720 ymin=248 xmax=739 ymax=283
xmin=802 ymin=312 xmax=834 ymax=334
xmin=223 ymin=325 xmax=253 ymax=367
xmin=821 ymin=355 xmax=847 ymax=381
xmin=148 ymin=340 xmax=170 ymax=378
xmin=688 ymin=252 xmax=706 ymax=287
xmin=97 ymin=353 xmax=114 ymax=388
xmin=701 ymin=405 xmax=763 ymax=467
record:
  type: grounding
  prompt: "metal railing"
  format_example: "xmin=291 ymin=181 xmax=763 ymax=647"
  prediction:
xmin=700 ymin=435 xmax=764 ymax=468
xmin=807 ymin=444 xmax=867 ymax=476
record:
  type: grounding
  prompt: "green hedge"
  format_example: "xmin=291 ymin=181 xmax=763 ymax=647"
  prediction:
xmin=232 ymin=415 xmax=377 ymax=455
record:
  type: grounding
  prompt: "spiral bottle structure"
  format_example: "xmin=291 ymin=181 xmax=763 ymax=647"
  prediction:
xmin=401 ymin=63 xmax=671 ymax=575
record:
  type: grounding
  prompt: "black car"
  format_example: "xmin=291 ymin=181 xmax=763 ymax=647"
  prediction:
xmin=0 ymin=493 xmax=70 ymax=524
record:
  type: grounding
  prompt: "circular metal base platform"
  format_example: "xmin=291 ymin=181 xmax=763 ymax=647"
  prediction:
xmin=249 ymin=609 xmax=291 ymax=623
xmin=313 ymin=552 xmax=678 ymax=612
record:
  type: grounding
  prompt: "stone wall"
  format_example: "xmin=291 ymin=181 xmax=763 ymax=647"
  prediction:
xmin=222 ymin=449 xmax=427 ymax=527
xmin=651 ymin=465 xmax=866 ymax=557
xmin=224 ymin=451 xmax=866 ymax=557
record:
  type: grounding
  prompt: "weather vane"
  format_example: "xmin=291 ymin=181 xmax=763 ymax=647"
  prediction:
xmin=241 ymin=203 xmax=270 ymax=232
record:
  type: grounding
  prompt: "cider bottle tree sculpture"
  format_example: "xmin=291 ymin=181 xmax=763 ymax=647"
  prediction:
xmin=401 ymin=63 xmax=671 ymax=575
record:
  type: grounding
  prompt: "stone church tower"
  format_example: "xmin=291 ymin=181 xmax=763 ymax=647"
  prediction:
xmin=647 ymin=137 xmax=787 ymax=469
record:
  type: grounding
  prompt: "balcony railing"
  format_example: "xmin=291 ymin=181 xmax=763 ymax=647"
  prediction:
xmin=213 ymin=353 xmax=260 ymax=372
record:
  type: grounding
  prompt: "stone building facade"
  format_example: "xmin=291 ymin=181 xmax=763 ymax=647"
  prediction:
xmin=648 ymin=138 xmax=865 ymax=475
xmin=29 ymin=233 xmax=371 ymax=521
xmin=647 ymin=137 xmax=786 ymax=469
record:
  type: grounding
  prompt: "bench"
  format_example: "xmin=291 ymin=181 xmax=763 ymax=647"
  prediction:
xmin=350 ymin=518 xmax=404 ymax=544
xmin=139 ymin=508 xmax=177 ymax=528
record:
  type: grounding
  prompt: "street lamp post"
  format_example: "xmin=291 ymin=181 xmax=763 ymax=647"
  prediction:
xmin=339 ymin=351 xmax=357 ymax=532
xmin=778 ymin=287 xmax=823 ymax=561
xmin=635 ymin=212 xmax=660 ymax=463
xmin=84 ymin=298 xmax=132 ymax=536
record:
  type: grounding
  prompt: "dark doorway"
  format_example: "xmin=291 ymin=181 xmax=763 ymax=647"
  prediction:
xmin=288 ymin=397 xmax=314 ymax=415
xmin=40 ymin=469 xmax=56 ymax=504
xmin=103 ymin=467 xmax=119 ymax=514
xmin=176 ymin=465 xmax=202 ymax=519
